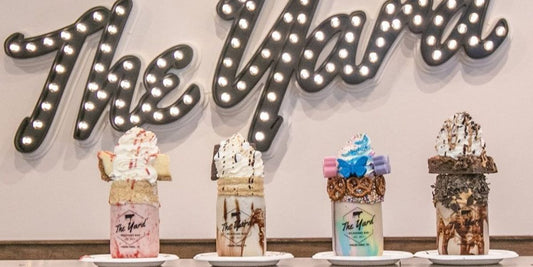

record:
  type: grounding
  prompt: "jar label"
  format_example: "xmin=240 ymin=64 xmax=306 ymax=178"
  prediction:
xmin=110 ymin=204 xmax=159 ymax=258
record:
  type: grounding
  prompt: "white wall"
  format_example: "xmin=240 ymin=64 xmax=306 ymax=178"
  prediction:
xmin=1 ymin=0 xmax=531 ymax=240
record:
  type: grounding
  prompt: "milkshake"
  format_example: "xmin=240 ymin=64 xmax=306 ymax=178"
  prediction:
xmin=323 ymin=134 xmax=391 ymax=256
xmin=429 ymin=112 xmax=497 ymax=255
xmin=97 ymin=127 xmax=171 ymax=258
xmin=212 ymin=134 xmax=266 ymax=256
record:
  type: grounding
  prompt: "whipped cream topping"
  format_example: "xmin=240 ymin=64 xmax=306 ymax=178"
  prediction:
xmin=435 ymin=112 xmax=487 ymax=159
xmin=110 ymin=127 xmax=160 ymax=184
xmin=214 ymin=133 xmax=264 ymax=178
xmin=337 ymin=133 xmax=375 ymax=178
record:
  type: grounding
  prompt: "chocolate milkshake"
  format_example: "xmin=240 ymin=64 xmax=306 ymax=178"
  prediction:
xmin=429 ymin=112 xmax=497 ymax=255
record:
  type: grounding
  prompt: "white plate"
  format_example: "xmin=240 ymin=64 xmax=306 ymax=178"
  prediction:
xmin=414 ymin=250 xmax=518 ymax=265
xmin=312 ymin=250 xmax=413 ymax=266
xmin=193 ymin=251 xmax=294 ymax=266
xmin=79 ymin=253 xmax=179 ymax=267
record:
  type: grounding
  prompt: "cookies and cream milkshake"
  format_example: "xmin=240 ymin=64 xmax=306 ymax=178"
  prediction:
xmin=212 ymin=133 xmax=266 ymax=256
xmin=429 ymin=112 xmax=497 ymax=255
xmin=323 ymin=134 xmax=391 ymax=256
xmin=97 ymin=127 xmax=171 ymax=258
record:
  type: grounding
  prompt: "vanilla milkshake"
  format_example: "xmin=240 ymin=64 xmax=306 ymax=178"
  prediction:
xmin=323 ymin=134 xmax=390 ymax=256
xmin=213 ymin=134 xmax=266 ymax=256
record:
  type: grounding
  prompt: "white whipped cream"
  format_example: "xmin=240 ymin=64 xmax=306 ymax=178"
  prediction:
xmin=336 ymin=133 xmax=375 ymax=178
xmin=214 ymin=133 xmax=264 ymax=178
xmin=110 ymin=127 xmax=160 ymax=183
xmin=337 ymin=133 xmax=375 ymax=160
xmin=435 ymin=112 xmax=486 ymax=159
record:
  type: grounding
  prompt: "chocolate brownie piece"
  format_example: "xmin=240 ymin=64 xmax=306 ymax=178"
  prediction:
xmin=428 ymin=155 xmax=497 ymax=174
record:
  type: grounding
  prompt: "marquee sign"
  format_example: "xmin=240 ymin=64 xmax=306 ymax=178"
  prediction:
xmin=4 ymin=0 xmax=509 ymax=156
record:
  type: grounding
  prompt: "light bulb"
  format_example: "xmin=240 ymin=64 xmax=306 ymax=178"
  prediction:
xmin=249 ymin=65 xmax=259 ymax=76
xmin=261 ymin=49 xmax=271 ymax=58
xmin=151 ymin=88 xmax=162 ymax=97
xmin=221 ymin=92 xmax=231 ymax=102
xmin=284 ymin=13 xmax=294 ymax=23
xmin=345 ymin=32 xmax=355 ymax=43
xmin=153 ymin=112 xmax=163 ymax=121
xmin=369 ymin=52 xmax=379 ymax=63
xmin=255 ymin=131 xmax=265 ymax=141
xmin=183 ymin=94 xmax=193 ymax=105
xmin=157 ymin=58 xmax=167 ymax=68
xmin=304 ymin=50 xmax=314 ymax=60
xmin=48 ymin=83 xmax=59 ymax=92
xmin=386 ymin=3 xmax=395 ymax=14
xmin=170 ymin=107 xmax=180 ymax=116
xmin=300 ymin=69 xmax=310 ymax=79
xmin=330 ymin=17 xmax=341 ymax=28
xmin=314 ymin=74 xmax=324 ymax=85
xmin=142 ymin=103 xmax=152 ymax=112
xmin=237 ymin=81 xmax=247 ymax=91
xmin=218 ymin=77 xmax=228 ymax=87
xmin=259 ymin=112 xmax=270 ymax=121
xmin=163 ymin=78 xmax=173 ymax=88
xmin=267 ymin=92 xmax=277 ymax=102
xmin=239 ymin=19 xmax=249 ymax=29
xmin=297 ymin=13 xmax=307 ymax=24
xmin=351 ymin=16 xmax=361 ymax=26
xmin=325 ymin=63 xmax=336 ymax=73
xmin=273 ymin=72 xmax=284 ymax=83
xmin=130 ymin=115 xmax=140 ymax=124
xmin=107 ymin=25 xmax=118 ymax=34
xmin=359 ymin=65 xmax=369 ymax=76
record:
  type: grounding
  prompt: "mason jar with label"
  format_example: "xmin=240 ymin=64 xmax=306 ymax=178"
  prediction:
xmin=428 ymin=112 xmax=497 ymax=255
xmin=322 ymin=134 xmax=390 ymax=257
xmin=212 ymin=134 xmax=267 ymax=257
xmin=216 ymin=177 xmax=266 ymax=256
xmin=432 ymin=173 xmax=491 ymax=255
xmin=329 ymin=176 xmax=385 ymax=256
xmin=96 ymin=127 xmax=172 ymax=258
xmin=110 ymin=201 xmax=160 ymax=258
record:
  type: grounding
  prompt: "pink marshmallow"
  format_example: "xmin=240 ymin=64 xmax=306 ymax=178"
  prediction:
xmin=323 ymin=157 xmax=338 ymax=178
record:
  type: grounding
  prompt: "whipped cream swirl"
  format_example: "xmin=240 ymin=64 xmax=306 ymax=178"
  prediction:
xmin=337 ymin=133 xmax=375 ymax=178
xmin=435 ymin=112 xmax=487 ymax=159
xmin=214 ymin=133 xmax=264 ymax=178
xmin=110 ymin=127 xmax=160 ymax=184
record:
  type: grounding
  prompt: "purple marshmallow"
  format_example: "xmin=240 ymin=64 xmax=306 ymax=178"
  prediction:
xmin=372 ymin=155 xmax=388 ymax=165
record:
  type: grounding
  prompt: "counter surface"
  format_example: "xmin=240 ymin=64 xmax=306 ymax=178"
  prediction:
xmin=1 ymin=257 xmax=530 ymax=266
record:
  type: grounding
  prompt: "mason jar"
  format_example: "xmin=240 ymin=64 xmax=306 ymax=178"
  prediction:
xmin=332 ymin=200 xmax=383 ymax=256
xmin=108 ymin=180 xmax=160 ymax=258
xmin=110 ymin=203 xmax=160 ymax=258
xmin=216 ymin=177 xmax=266 ymax=256
xmin=436 ymin=202 xmax=489 ymax=255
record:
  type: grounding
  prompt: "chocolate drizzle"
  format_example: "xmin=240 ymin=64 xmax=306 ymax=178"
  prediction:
xmin=217 ymin=197 xmax=266 ymax=256
xmin=437 ymin=204 xmax=488 ymax=255
xmin=211 ymin=144 xmax=220 ymax=181
xmin=223 ymin=198 xmax=227 ymax=221
xmin=241 ymin=204 xmax=266 ymax=255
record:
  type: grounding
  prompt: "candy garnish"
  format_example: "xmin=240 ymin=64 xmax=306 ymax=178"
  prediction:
xmin=337 ymin=156 xmax=369 ymax=178
xmin=322 ymin=156 xmax=338 ymax=178
xmin=372 ymin=155 xmax=391 ymax=175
